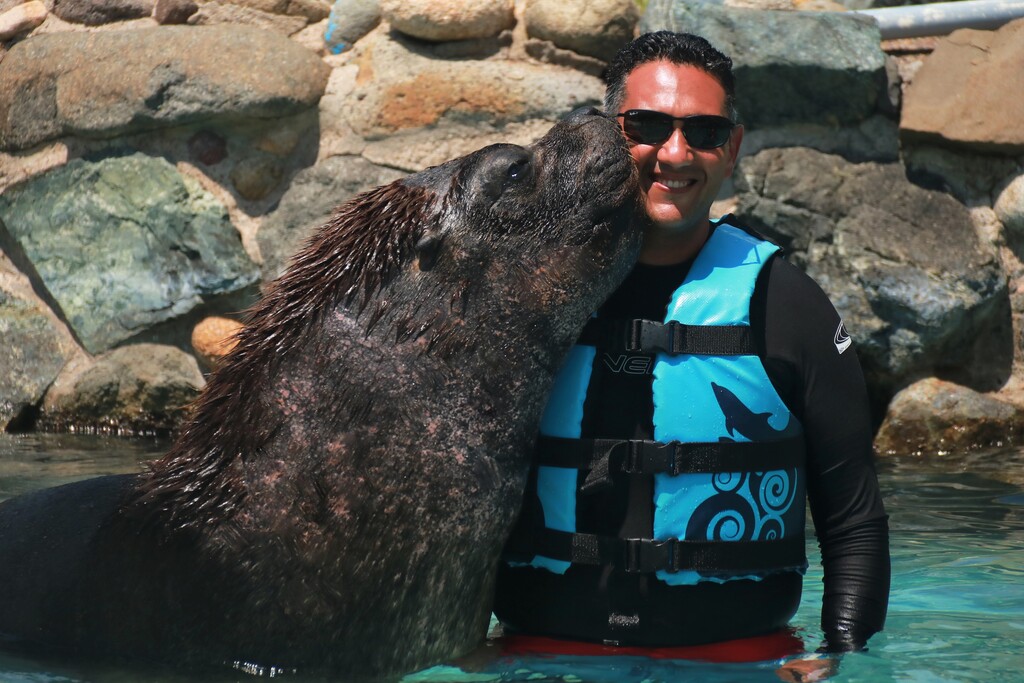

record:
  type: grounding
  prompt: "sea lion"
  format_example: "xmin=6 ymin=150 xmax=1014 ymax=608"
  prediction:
xmin=0 ymin=108 xmax=640 ymax=679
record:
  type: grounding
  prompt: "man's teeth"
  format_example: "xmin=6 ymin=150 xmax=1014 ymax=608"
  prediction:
xmin=661 ymin=179 xmax=694 ymax=189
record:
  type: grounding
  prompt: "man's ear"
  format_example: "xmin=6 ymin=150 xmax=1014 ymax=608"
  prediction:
xmin=725 ymin=124 xmax=745 ymax=176
xmin=415 ymin=230 xmax=444 ymax=271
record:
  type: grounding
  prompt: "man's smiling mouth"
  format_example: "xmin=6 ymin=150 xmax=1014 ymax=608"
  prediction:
xmin=656 ymin=178 xmax=697 ymax=190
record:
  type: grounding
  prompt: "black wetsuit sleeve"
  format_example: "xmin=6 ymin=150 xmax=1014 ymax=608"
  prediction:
xmin=754 ymin=256 xmax=891 ymax=652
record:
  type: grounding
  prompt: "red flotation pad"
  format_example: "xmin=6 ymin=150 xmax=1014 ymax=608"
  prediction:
xmin=498 ymin=629 xmax=804 ymax=663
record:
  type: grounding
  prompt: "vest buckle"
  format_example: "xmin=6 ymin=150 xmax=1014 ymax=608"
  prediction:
xmin=624 ymin=440 xmax=643 ymax=474
xmin=626 ymin=319 xmax=644 ymax=353
xmin=623 ymin=538 xmax=676 ymax=573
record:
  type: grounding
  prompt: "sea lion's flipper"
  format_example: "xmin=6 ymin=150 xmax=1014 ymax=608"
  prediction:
xmin=0 ymin=473 xmax=139 ymax=647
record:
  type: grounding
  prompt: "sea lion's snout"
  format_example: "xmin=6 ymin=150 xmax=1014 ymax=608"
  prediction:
xmin=544 ymin=107 xmax=638 ymax=214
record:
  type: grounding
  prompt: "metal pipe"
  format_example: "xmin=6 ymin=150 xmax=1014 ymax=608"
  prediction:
xmin=852 ymin=0 xmax=1024 ymax=39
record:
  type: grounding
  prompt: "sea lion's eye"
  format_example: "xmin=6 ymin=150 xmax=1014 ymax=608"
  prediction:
xmin=507 ymin=160 xmax=529 ymax=183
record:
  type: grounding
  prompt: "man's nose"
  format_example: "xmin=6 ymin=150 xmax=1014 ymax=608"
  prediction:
xmin=657 ymin=125 xmax=695 ymax=165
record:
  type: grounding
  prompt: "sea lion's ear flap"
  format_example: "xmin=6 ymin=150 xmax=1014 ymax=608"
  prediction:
xmin=415 ymin=230 xmax=444 ymax=271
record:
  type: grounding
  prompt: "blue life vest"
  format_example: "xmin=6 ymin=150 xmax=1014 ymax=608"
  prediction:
xmin=508 ymin=222 xmax=807 ymax=585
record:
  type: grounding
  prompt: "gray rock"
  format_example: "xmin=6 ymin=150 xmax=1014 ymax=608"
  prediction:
xmin=257 ymin=154 xmax=404 ymax=280
xmin=0 ymin=153 xmax=260 ymax=354
xmin=0 ymin=279 xmax=73 ymax=431
xmin=51 ymin=0 xmax=153 ymax=25
xmin=0 ymin=26 xmax=331 ymax=152
xmin=39 ymin=343 xmax=205 ymax=435
xmin=324 ymin=0 xmax=380 ymax=53
xmin=641 ymin=0 xmax=887 ymax=128
xmin=524 ymin=0 xmax=639 ymax=62
xmin=345 ymin=28 xmax=603 ymax=140
xmin=902 ymin=145 xmax=1019 ymax=203
xmin=733 ymin=147 xmax=1008 ymax=398
xmin=875 ymin=378 xmax=1024 ymax=456
xmin=741 ymin=115 xmax=900 ymax=164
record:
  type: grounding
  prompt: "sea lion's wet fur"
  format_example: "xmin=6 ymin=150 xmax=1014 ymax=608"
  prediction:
xmin=0 ymin=112 xmax=639 ymax=679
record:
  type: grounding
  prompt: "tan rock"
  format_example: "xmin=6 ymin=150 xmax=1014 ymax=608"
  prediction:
xmin=346 ymin=27 xmax=602 ymax=139
xmin=362 ymin=119 xmax=553 ymax=172
xmin=0 ymin=26 xmax=330 ymax=152
xmin=191 ymin=315 xmax=243 ymax=369
xmin=187 ymin=1 xmax=308 ymax=33
xmin=875 ymin=378 xmax=1024 ymax=456
xmin=380 ymin=0 xmax=513 ymax=42
xmin=285 ymin=0 xmax=329 ymax=21
xmin=524 ymin=0 xmax=638 ymax=61
xmin=0 ymin=1 xmax=47 ymax=41
xmin=901 ymin=18 xmax=1024 ymax=154
xmin=153 ymin=0 xmax=197 ymax=24
xmin=291 ymin=15 xmax=328 ymax=54
xmin=40 ymin=343 xmax=205 ymax=434
xmin=996 ymin=172 xmax=1024 ymax=237
xmin=213 ymin=0 xmax=329 ymax=20
xmin=229 ymin=154 xmax=284 ymax=200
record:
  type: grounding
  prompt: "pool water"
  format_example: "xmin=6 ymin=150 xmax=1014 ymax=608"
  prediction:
xmin=1 ymin=434 xmax=1022 ymax=683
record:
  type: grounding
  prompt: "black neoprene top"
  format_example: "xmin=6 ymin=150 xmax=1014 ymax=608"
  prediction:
xmin=495 ymin=224 xmax=890 ymax=652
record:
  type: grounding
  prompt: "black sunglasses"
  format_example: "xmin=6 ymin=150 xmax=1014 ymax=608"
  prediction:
xmin=615 ymin=110 xmax=736 ymax=149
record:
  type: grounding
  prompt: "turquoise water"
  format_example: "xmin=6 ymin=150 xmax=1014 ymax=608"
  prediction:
xmin=0 ymin=434 xmax=1022 ymax=682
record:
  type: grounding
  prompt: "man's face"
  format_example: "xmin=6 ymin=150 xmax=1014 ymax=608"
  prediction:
xmin=618 ymin=61 xmax=743 ymax=245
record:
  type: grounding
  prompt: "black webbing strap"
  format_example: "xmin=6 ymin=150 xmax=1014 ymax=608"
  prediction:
xmin=506 ymin=528 xmax=806 ymax=575
xmin=579 ymin=318 xmax=755 ymax=356
xmin=534 ymin=434 xmax=806 ymax=494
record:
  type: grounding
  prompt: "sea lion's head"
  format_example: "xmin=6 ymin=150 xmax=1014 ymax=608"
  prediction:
xmin=406 ymin=106 xmax=640 ymax=309
xmin=304 ymin=107 xmax=643 ymax=367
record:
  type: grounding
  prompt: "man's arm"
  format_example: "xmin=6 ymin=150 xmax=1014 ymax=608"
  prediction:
xmin=755 ymin=256 xmax=891 ymax=652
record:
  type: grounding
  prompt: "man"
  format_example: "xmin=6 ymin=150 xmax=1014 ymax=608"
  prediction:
xmin=496 ymin=31 xmax=890 ymax=663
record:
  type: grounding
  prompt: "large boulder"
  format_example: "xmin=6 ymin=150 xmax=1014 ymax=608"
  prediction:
xmin=0 ymin=153 xmax=260 ymax=354
xmin=257 ymin=154 xmax=404 ymax=280
xmin=524 ymin=0 xmax=640 ymax=62
xmin=38 ymin=344 xmax=205 ymax=435
xmin=380 ymin=0 xmax=514 ymax=42
xmin=641 ymin=0 xmax=888 ymax=128
xmin=733 ymin=147 xmax=1009 ymax=402
xmin=344 ymin=28 xmax=603 ymax=140
xmin=0 ymin=26 xmax=331 ymax=152
xmin=901 ymin=19 xmax=1024 ymax=155
xmin=0 ymin=251 xmax=75 ymax=431
xmin=875 ymin=378 xmax=1024 ymax=456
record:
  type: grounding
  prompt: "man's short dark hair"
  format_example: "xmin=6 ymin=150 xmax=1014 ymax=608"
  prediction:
xmin=603 ymin=31 xmax=738 ymax=122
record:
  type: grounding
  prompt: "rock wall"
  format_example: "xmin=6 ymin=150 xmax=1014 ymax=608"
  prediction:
xmin=1 ymin=0 xmax=1023 ymax=456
